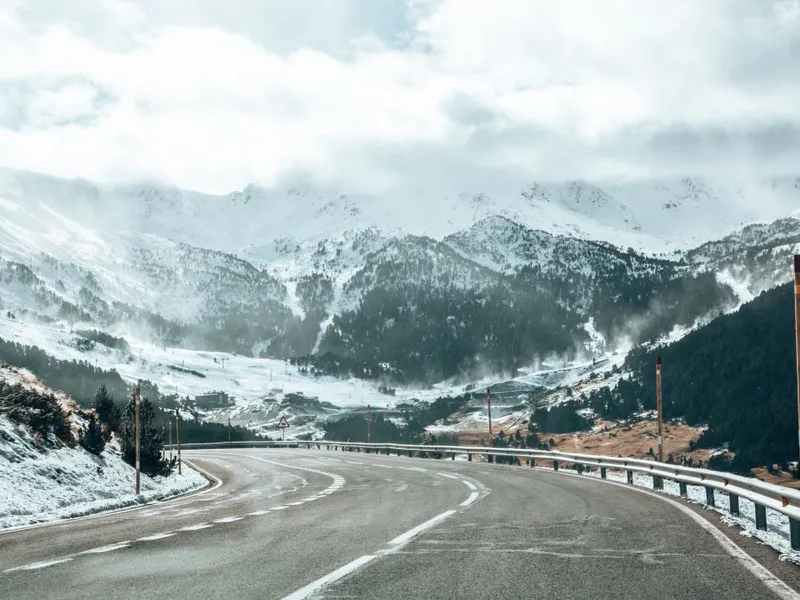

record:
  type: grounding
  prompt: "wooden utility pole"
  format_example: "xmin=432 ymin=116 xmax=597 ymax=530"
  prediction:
xmin=656 ymin=355 xmax=664 ymax=464
xmin=135 ymin=386 xmax=141 ymax=494
xmin=366 ymin=404 xmax=372 ymax=443
xmin=794 ymin=255 xmax=800 ymax=470
xmin=487 ymin=388 xmax=493 ymax=444
xmin=175 ymin=408 xmax=182 ymax=475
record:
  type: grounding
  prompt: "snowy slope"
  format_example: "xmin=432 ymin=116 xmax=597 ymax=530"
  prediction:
xmin=0 ymin=314 xmax=404 ymax=410
xmin=0 ymin=365 xmax=206 ymax=529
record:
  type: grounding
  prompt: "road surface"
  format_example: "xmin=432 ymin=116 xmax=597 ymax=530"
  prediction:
xmin=1 ymin=448 xmax=799 ymax=599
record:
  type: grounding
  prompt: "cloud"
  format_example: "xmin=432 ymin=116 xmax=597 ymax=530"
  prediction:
xmin=0 ymin=0 xmax=798 ymax=193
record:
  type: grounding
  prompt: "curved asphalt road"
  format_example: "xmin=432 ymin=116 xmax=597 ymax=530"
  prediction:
xmin=1 ymin=448 xmax=799 ymax=600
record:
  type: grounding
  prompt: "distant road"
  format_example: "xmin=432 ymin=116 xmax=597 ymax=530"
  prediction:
xmin=2 ymin=449 xmax=800 ymax=599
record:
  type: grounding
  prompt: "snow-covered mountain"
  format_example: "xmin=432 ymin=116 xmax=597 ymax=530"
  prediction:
xmin=1 ymin=166 xmax=799 ymax=385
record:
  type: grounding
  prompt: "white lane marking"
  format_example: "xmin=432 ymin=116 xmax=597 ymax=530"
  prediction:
xmin=280 ymin=504 xmax=465 ymax=599
xmin=396 ymin=466 xmax=427 ymax=472
xmin=248 ymin=510 xmax=270 ymax=516
xmin=373 ymin=464 xmax=394 ymax=469
xmin=81 ymin=543 xmax=131 ymax=554
xmin=287 ymin=502 xmax=305 ymax=506
xmin=436 ymin=472 xmax=459 ymax=480
xmin=179 ymin=523 xmax=214 ymax=531
xmin=387 ymin=510 xmax=457 ymax=546
xmin=394 ymin=483 xmax=409 ymax=493
xmin=213 ymin=516 xmax=244 ymax=524
xmin=271 ymin=506 xmax=288 ymax=511
xmin=463 ymin=480 xmax=478 ymax=491
xmin=215 ymin=453 xmax=346 ymax=498
xmin=280 ymin=555 xmax=377 ymax=600
xmin=460 ymin=492 xmax=480 ymax=507
xmin=4 ymin=557 xmax=75 ymax=573
xmin=553 ymin=470 xmax=800 ymax=600
xmin=345 ymin=461 xmax=363 ymax=465
xmin=137 ymin=532 xmax=175 ymax=542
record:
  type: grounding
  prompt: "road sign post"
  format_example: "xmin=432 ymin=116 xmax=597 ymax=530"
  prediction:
xmin=366 ymin=404 xmax=372 ymax=443
xmin=278 ymin=415 xmax=290 ymax=442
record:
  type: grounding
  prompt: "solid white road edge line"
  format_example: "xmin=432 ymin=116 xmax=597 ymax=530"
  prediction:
xmin=554 ymin=469 xmax=800 ymax=600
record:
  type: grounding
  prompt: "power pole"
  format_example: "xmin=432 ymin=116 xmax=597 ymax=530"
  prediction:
xmin=175 ymin=408 xmax=182 ymax=475
xmin=487 ymin=388 xmax=493 ymax=444
xmin=366 ymin=404 xmax=372 ymax=443
xmin=168 ymin=418 xmax=173 ymax=460
xmin=135 ymin=386 xmax=141 ymax=494
xmin=656 ymin=355 xmax=664 ymax=464
xmin=794 ymin=255 xmax=800 ymax=471
xmin=228 ymin=416 xmax=232 ymax=446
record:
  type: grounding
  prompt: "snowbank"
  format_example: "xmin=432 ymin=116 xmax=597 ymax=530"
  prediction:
xmin=0 ymin=415 xmax=207 ymax=530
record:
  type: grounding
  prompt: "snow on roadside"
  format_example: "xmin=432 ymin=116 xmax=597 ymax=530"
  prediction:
xmin=578 ymin=467 xmax=800 ymax=564
xmin=0 ymin=415 xmax=207 ymax=530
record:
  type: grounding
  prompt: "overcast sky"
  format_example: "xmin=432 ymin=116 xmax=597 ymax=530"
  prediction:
xmin=0 ymin=0 xmax=798 ymax=194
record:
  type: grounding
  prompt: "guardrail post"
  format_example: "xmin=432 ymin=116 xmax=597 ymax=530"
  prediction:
xmin=488 ymin=454 xmax=494 ymax=464
xmin=530 ymin=457 xmax=535 ymax=468
xmin=705 ymin=487 xmax=715 ymax=507
xmin=679 ymin=481 xmax=687 ymax=497
xmin=576 ymin=463 xmax=584 ymax=475
xmin=652 ymin=475 xmax=661 ymax=489
xmin=791 ymin=519 xmax=800 ymax=551
xmin=729 ymin=493 xmax=740 ymax=517
xmin=553 ymin=459 xmax=559 ymax=472
xmin=755 ymin=504 xmax=768 ymax=531
xmin=600 ymin=467 xmax=607 ymax=479
xmin=451 ymin=452 xmax=455 ymax=460
xmin=626 ymin=470 xmax=633 ymax=484
xmin=468 ymin=453 xmax=472 ymax=461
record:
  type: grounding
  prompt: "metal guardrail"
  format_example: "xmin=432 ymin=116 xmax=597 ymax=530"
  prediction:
xmin=174 ymin=439 xmax=800 ymax=549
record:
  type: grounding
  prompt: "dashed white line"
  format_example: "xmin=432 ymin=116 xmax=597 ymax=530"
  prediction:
xmin=271 ymin=506 xmax=289 ymax=511
xmin=387 ymin=510 xmax=457 ymax=546
xmin=460 ymin=492 xmax=479 ymax=507
xmin=4 ymin=557 xmax=75 ymax=573
xmin=137 ymin=532 xmax=175 ymax=542
xmin=247 ymin=510 xmax=270 ymax=516
xmin=280 ymin=555 xmax=377 ymax=600
xmin=81 ymin=543 xmax=131 ymax=554
xmin=179 ymin=523 xmax=214 ymax=531
xmin=436 ymin=472 xmax=459 ymax=480
xmin=213 ymin=516 xmax=244 ymax=524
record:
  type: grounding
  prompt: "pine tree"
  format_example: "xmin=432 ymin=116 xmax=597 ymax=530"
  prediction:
xmin=119 ymin=394 xmax=173 ymax=477
xmin=92 ymin=384 xmax=121 ymax=434
xmin=80 ymin=415 xmax=106 ymax=456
